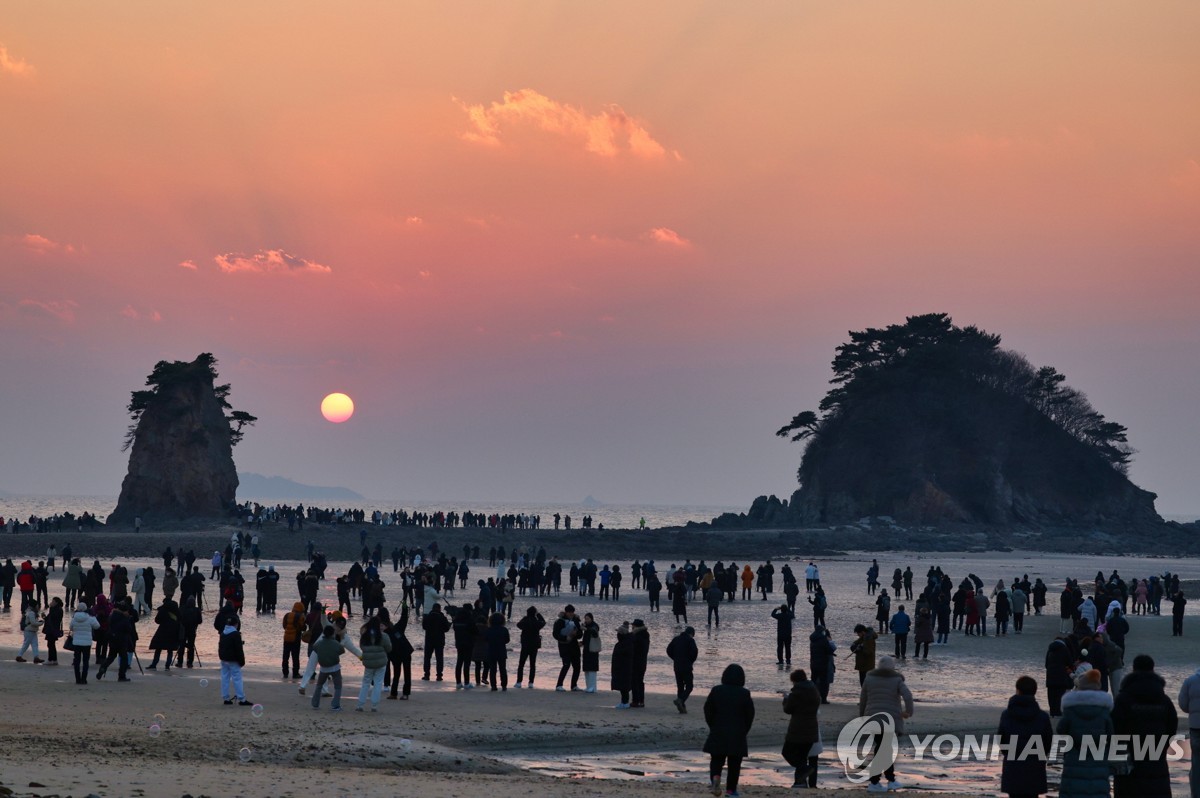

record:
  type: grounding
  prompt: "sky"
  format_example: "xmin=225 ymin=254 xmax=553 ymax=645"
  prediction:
xmin=1 ymin=2 xmax=1198 ymax=514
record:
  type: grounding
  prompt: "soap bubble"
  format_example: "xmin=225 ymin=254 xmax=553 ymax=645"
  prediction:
xmin=199 ymin=678 xmax=209 ymax=687
xmin=153 ymin=712 xmax=166 ymax=726
xmin=239 ymin=747 xmax=252 ymax=763
xmin=251 ymin=703 xmax=264 ymax=718
xmin=399 ymin=738 xmax=412 ymax=752
xmin=148 ymin=724 xmax=161 ymax=738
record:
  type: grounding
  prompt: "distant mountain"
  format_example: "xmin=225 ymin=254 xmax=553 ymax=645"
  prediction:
xmin=580 ymin=495 xmax=604 ymax=508
xmin=238 ymin=473 xmax=364 ymax=502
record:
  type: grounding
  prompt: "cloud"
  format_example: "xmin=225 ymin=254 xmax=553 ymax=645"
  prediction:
xmin=213 ymin=249 xmax=332 ymax=275
xmin=20 ymin=299 xmax=78 ymax=323
xmin=0 ymin=45 xmax=34 ymax=77
xmin=178 ymin=259 xmax=198 ymax=270
xmin=406 ymin=216 xmax=424 ymax=226
xmin=645 ymin=227 xmax=692 ymax=248
xmin=120 ymin=305 xmax=162 ymax=322
xmin=15 ymin=233 xmax=76 ymax=255
xmin=456 ymin=89 xmax=679 ymax=160
xmin=417 ymin=270 xmax=432 ymax=279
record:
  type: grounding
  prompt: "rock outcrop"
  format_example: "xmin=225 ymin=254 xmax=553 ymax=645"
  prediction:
xmin=109 ymin=354 xmax=243 ymax=524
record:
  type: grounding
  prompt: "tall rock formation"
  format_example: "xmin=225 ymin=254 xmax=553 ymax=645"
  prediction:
xmin=109 ymin=354 xmax=252 ymax=524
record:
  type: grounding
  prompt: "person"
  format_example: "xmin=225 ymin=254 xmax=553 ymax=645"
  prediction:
xmin=889 ymin=604 xmax=911 ymax=660
xmin=218 ymin=622 xmax=253 ymax=706
xmin=851 ymin=624 xmax=877 ymax=686
xmin=996 ymin=676 xmax=1053 ymax=798
xmin=875 ymin=589 xmax=890 ymax=634
xmin=69 ymin=600 xmax=100 ymax=684
xmin=1112 ymin=655 xmax=1177 ymax=797
xmin=15 ymin=599 xmax=43 ymax=663
xmin=452 ymin=603 xmax=477 ymax=689
xmin=667 ymin=626 xmax=698 ymax=714
xmin=175 ymin=595 xmax=202 ymax=669
xmin=705 ymin=582 xmax=722 ymax=627
xmin=1173 ymin=590 xmax=1187 ymax=636
xmin=858 ymin=655 xmax=914 ymax=792
xmin=610 ymin=621 xmax=634 ymax=709
xmin=1178 ymin=663 xmax=1200 ymax=798
xmin=515 ymin=606 xmax=546 ymax=689
xmin=703 ymin=663 xmax=755 ymax=798
xmin=740 ymin=565 xmax=753 ymax=601
xmin=1045 ymin=638 xmax=1074 ymax=717
xmin=146 ymin=598 xmax=181 ymax=670
xmin=42 ymin=596 xmax=64 ymax=666
xmin=421 ymin=602 xmax=450 ymax=681
xmin=629 ymin=618 xmax=650 ymax=707
xmin=647 ymin=573 xmax=662 ymax=613
xmin=672 ymin=584 xmax=688 ymax=624
xmin=310 ymin=625 xmax=346 ymax=711
xmin=581 ymin=612 xmax=601 ymax=693
xmin=355 ymin=619 xmax=392 ymax=711
xmin=807 ymin=585 xmax=827 ymax=627
xmin=553 ymin=604 xmax=583 ymax=691
xmin=808 ymin=625 xmax=835 ymax=703
xmin=380 ymin=604 xmax=413 ymax=701
xmin=485 ymin=611 xmax=510 ymax=691
xmin=913 ymin=606 xmax=934 ymax=660
xmin=1057 ymin=664 xmax=1114 ymax=788
xmin=781 ymin=668 xmax=821 ymax=789
xmin=95 ymin=599 xmax=135 ymax=682
xmin=771 ymin=604 xmax=794 ymax=665
xmin=281 ymin=601 xmax=307 ymax=679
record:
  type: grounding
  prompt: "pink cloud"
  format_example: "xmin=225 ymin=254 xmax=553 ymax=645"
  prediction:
xmin=0 ymin=45 xmax=34 ymax=77
xmin=16 ymin=233 xmax=76 ymax=255
xmin=213 ymin=249 xmax=332 ymax=275
xmin=456 ymin=89 xmax=679 ymax=160
xmin=178 ymin=259 xmax=198 ymax=270
xmin=645 ymin=227 xmax=692 ymax=248
xmin=120 ymin=305 xmax=162 ymax=322
xmin=20 ymin=298 xmax=78 ymax=323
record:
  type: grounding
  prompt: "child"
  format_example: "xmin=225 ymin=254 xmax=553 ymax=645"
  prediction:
xmin=218 ymin=623 xmax=253 ymax=706
xmin=16 ymin=600 xmax=44 ymax=663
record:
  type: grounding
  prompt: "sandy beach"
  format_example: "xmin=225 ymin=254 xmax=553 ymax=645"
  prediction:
xmin=2 ymin=524 xmax=1198 ymax=797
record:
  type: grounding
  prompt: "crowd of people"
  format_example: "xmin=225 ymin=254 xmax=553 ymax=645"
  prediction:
xmin=3 ymin=523 xmax=1199 ymax=797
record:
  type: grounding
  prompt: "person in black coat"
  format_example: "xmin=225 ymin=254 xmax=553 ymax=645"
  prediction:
xmin=809 ymin=626 xmax=835 ymax=703
xmin=516 ymin=606 xmax=546 ymax=689
xmin=382 ymin=604 xmax=414 ymax=700
xmin=96 ymin=600 xmax=136 ymax=681
xmin=703 ymin=663 xmax=755 ymax=797
xmin=421 ymin=603 xmax=450 ymax=681
xmin=610 ymin=622 xmax=634 ymax=708
xmin=782 ymin=669 xmax=821 ymax=788
xmin=666 ymin=626 xmax=698 ymax=713
xmin=1044 ymin=638 xmax=1074 ymax=717
xmin=1111 ymin=655 xmax=1179 ymax=797
xmin=147 ymin=598 xmax=181 ymax=670
xmin=452 ymin=603 xmax=477 ymax=688
xmin=997 ymin=676 xmax=1053 ymax=797
xmin=630 ymin=619 xmax=650 ymax=708
xmin=553 ymin=604 xmax=582 ymax=690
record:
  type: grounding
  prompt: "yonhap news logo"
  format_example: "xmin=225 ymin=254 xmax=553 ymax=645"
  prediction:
xmin=836 ymin=716 xmax=1187 ymax=782
xmin=836 ymin=713 xmax=899 ymax=783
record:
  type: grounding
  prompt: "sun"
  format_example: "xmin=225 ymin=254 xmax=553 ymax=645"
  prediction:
xmin=320 ymin=392 xmax=354 ymax=423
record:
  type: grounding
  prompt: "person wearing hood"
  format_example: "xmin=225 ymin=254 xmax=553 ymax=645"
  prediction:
xmin=355 ymin=618 xmax=392 ymax=710
xmin=161 ymin=567 xmax=179 ymax=603
xmin=703 ymin=663 xmax=755 ymax=797
xmin=781 ymin=668 xmax=821 ymax=788
xmin=16 ymin=560 xmax=35 ymax=612
xmin=1057 ymin=666 xmax=1114 ymax=797
xmin=68 ymin=601 xmax=101 ymax=684
xmin=1104 ymin=603 xmax=1129 ymax=649
xmin=610 ymin=621 xmax=634 ymax=708
xmin=996 ymin=676 xmax=1053 ymax=798
xmin=1112 ymin=655 xmax=1177 ymax=797
xmin=858 ymin=655 xmax=914 ymax=792
xmin=1078 ymin=596 xmax=1098 ymax=631
xmin=147 ymin=598 xmax=182 ymax=670
xmin=218 ymin=622 xmax=252 ymax=706
xmin=282 ymin=601 xmax=308 ymax=679
xmin=1045 ymin=637 xmax=1075 ymax=717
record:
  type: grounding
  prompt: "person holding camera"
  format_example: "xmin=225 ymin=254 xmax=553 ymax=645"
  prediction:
xmin=515 ymin=606 xmax=546 ymax=689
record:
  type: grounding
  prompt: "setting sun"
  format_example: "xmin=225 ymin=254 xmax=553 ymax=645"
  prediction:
xmin=320 ymin=392 xmax=354 ymax=423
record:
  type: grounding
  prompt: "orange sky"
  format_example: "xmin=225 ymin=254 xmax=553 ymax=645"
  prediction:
xmin=2 ymin=2 xmax=1198 ymax=513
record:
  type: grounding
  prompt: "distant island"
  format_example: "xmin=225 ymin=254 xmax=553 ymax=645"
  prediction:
xmin=238 ymin=473 xmax=365 ymax=502
xmin=711 ymin=314 xmax=1178 ymax=549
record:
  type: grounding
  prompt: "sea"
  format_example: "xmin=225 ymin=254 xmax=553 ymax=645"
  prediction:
xmin=2 ymin=494 xmax=1199 ymax=794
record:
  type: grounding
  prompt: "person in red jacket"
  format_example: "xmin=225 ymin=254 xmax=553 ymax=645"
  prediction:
xmin=16 ymin=560 xmax=36 ymax=613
